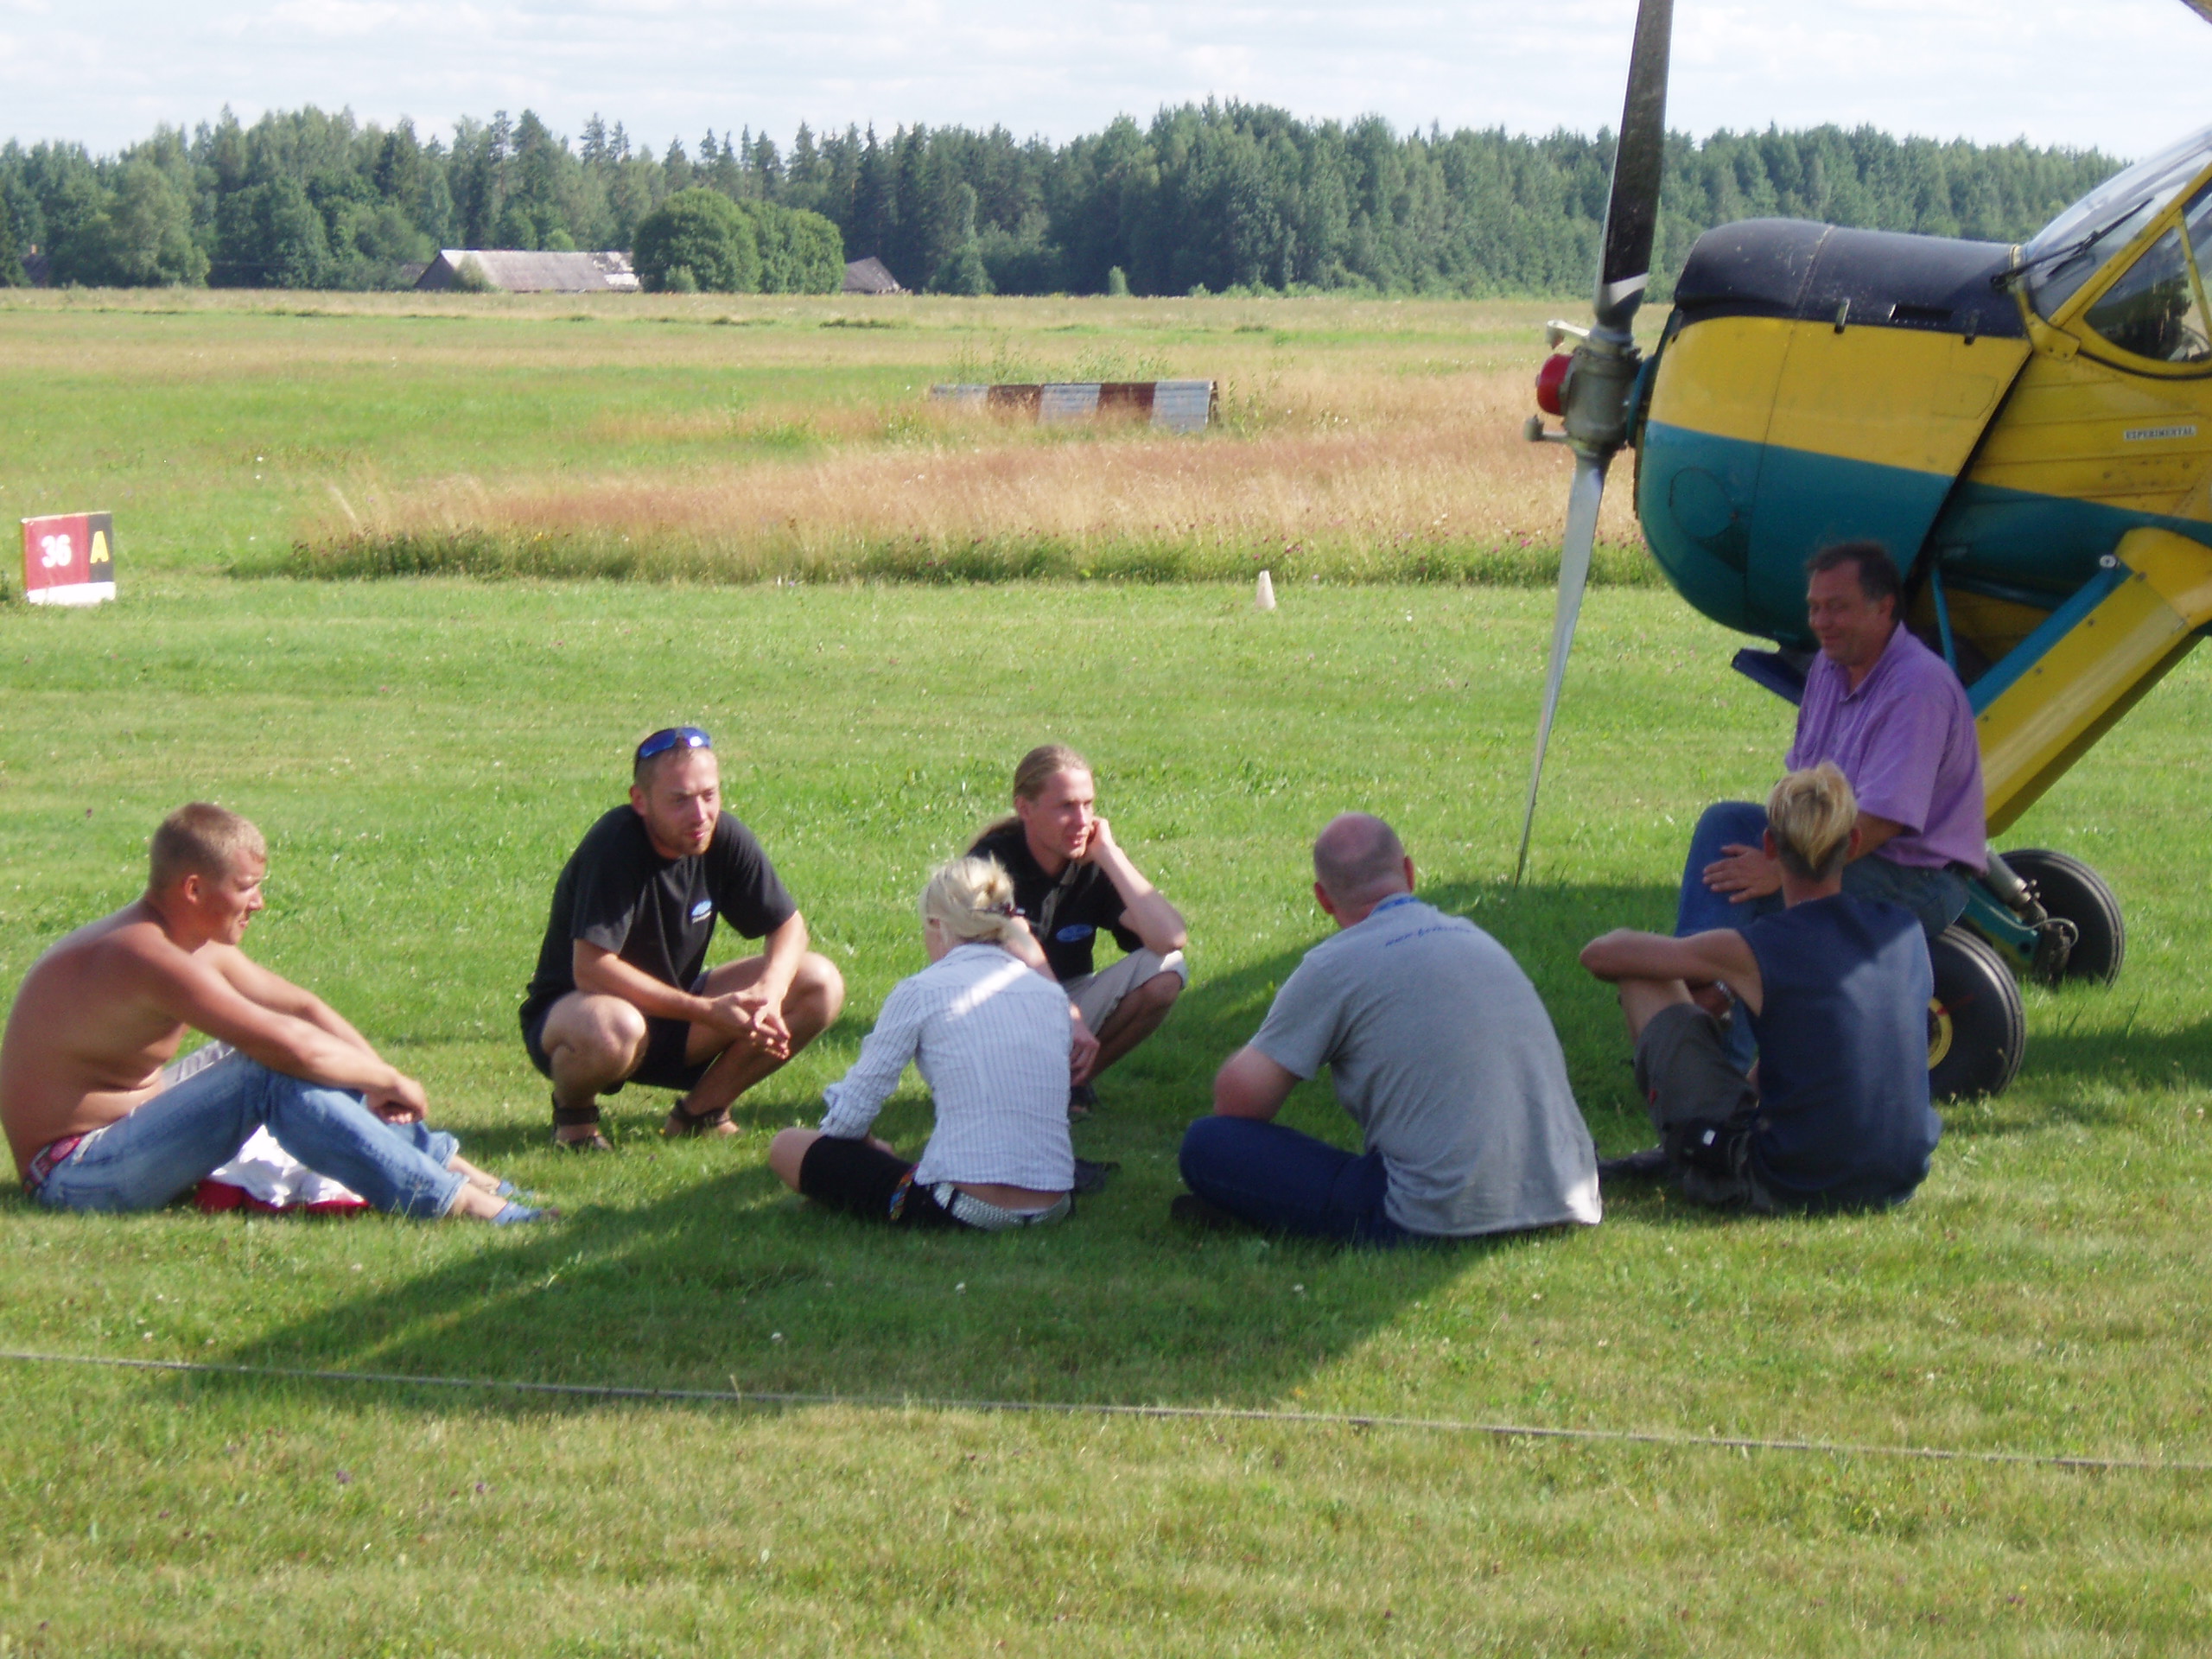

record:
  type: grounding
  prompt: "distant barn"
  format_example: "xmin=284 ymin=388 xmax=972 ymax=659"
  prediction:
xmin=415 ymin=250 xmax=639 ymax=293
xmin=842 ymin=257 xmax=906 ymax=296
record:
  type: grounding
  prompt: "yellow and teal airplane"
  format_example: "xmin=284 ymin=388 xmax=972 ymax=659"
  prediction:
xmin=1522 ymin=0 xmax=2212 ymax=1096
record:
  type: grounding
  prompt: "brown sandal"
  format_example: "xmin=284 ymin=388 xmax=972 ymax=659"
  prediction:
xmin=551 ymin=1097 xmax=613 ymax=1153
xmin=664 ymin=1096 xmax=733 ymax=1138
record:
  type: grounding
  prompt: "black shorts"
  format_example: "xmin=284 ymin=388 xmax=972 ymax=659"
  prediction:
xmin=798 ymin=1136 xmax=961 ymax=1229
xmin=520 ymin=1002 xmax=712 ymax=1095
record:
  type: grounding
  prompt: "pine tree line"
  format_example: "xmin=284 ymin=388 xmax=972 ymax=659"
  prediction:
xmin=0 ymin=100 xmax=2124 ymax=296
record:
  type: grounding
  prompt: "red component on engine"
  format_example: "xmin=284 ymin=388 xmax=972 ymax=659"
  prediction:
xmin=1535 ymin=352 xmax=1573 ymax=417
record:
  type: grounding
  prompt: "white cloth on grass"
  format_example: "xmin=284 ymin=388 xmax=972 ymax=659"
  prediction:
xmin=168 ymin=1043 xmax=366 ymax=1207
xmin=207 ymin=1127 xmax=366 ymax=1208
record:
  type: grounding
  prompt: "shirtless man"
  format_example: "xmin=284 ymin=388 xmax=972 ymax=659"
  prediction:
xmin=1 ymin=803 xmax=537 ymax=1222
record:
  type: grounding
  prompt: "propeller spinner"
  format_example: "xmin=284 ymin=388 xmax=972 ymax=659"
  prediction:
xmin=1513 ymin=0 xmax=1675 ymax=884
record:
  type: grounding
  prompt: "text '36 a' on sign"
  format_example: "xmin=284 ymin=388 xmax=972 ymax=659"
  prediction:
xmin=20 ymin=512 xmax=117 ymax=606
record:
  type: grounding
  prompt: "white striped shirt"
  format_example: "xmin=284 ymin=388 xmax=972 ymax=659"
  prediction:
xmin=818 ymin=942 xmax=1076 ymax=1192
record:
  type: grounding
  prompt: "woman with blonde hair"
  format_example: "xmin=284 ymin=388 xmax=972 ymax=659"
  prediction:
xmin=1579 ymin=763 xmax=1942 ymax=1212
xmin=768 ymin=856 xmax=1077 ymax=1229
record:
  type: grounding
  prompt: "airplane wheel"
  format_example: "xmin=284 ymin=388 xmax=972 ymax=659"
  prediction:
xmin=1928 ymin=925 xmax=2025 ymax=1101
xmin=2005 ymin=848 xmax=2125 ymax=987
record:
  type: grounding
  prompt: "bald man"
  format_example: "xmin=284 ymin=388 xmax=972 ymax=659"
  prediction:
xmin=1173 ymin=814 xmax=1599 ymax=1244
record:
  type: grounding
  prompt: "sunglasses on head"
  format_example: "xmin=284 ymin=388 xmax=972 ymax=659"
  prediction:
xmin=636 ymin=726 xmax=713 ymax=762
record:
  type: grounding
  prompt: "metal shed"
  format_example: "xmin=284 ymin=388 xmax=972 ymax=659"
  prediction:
xmin=415 ymin=250 xmax=639 ymax=293
xmin=841 ymin=257 xmax=907 ymax=296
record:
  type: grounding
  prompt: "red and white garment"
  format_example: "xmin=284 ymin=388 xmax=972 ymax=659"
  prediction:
xmin=194 ymin=1128 xmax=368 ymax=1217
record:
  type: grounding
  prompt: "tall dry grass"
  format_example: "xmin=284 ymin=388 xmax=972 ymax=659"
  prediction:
xmin=15 ymin=287 xmax=1649 ymax=584
xmin=289 ymin=362 xmax=1650 ymax=585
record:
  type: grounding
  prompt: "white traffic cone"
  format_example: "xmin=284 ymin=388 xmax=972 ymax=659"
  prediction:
xmin=1255 ymin=569 xmax=1277 ymax=612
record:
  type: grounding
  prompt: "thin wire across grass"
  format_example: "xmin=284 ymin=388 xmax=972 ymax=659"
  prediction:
xmin=8 ymin=1350 xmax=2205 ymax=1476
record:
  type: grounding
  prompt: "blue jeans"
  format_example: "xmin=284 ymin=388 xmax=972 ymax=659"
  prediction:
xmin=1675 ymin=800 xmax=1967 ymax=1069
xmin=1676 ymin=801 xmax=1969 ymax=938
xmin=34 ymin=1051 xmax=467 ymax=1218
xmin=1178 ymin=1116 xmax=1419 ymax=1247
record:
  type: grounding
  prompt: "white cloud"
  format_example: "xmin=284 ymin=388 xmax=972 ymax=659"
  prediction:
xmin=6 ymin=0 xmax=2211 ymax=158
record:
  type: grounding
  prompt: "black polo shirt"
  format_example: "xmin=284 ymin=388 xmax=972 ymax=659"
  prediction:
xmin=521 ymin=807 xmax=796 ymax=1027
xmin=967 ymin=822 xmax=1138 ymax=982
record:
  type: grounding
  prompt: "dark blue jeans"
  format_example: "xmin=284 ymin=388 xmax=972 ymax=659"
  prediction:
xmin=1178 ymin=1116 xmax=1418 ymax=1247
xmin=1675 ymin=800 xmax=1967 ymax=1069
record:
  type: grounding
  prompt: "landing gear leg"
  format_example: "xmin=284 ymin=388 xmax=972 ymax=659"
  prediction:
xmin=2003 ymin=849 xmax=2126 ymax=987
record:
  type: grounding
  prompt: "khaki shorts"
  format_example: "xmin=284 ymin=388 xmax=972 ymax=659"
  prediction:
xmin=1633 ymin=1002 xmax=1773 ymax=1211
xmin=1065 ymin=948 xmax=1187 ymax=1030
xmin=1633 ymin=1003 xmax=1757 ymax=1132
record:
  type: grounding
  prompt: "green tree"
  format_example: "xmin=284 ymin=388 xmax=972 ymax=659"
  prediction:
xmin=742 ymin=200 xmax=842 ymax=292
xmin=631 ymin=187 xmax=760 ymax=291
xmin=2 ymin=100 xmax=2129 ymax=298
xmin=76 ymin=157 xmax=209 ymax=285
xmin=0 ymin=176 xmax=24 ymax=285
xmin=212 ymin=175 xmax=332 ymax=287
xmin=928 ymin=182 xmax=991 ymax=294
xmin=34 ymin=162 xmax=111 ymax=284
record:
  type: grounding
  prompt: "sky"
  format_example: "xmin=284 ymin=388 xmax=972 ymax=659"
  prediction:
xmin=5 ymin=0 xmax=2212 ymax=161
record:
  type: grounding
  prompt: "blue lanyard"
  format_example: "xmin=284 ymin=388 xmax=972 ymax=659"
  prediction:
xmin=1370 ymin=893 xmax=1420 ymax=917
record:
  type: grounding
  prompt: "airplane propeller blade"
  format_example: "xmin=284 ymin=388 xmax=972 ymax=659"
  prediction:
xmin=1594 ymin=0 xmax=1675 ymax=332
xmin=1513 ymin=449 xmax=1611 ymax=885
xmin=1514 ymin=0 xmax=1673 ymax=883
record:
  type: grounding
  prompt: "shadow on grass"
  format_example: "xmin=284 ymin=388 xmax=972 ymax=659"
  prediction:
xmin=200 ymin=879 xmax=1686 ymax=1414
xmin=1950 ymin=1011 xmax=2212 ymax=1139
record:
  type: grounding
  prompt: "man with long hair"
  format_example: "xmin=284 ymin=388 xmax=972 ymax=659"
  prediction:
xmin=968 ymin=743 xmax=1187 ymax=1116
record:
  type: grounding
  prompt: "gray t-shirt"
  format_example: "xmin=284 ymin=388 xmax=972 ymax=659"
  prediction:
xmin=1250 ymin=895 xmax=1600 ymax=1236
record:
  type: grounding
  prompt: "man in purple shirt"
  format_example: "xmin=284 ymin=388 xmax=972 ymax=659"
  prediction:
xmin=1674 ymin=542 xmax=1986 ymax=1063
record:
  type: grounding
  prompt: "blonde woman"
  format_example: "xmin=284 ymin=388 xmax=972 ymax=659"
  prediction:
xmin=1580 ymin=764 xmax=1942 ymax=1213
xmin=768 ymin=857 xmax=1076 ymax=1230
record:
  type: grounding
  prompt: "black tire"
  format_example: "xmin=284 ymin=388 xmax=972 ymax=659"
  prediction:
xmin=1928 ymin=925 xmax=2026 ymax=1101
xmin=2005 ymin=848 xmax=2125 ymax=987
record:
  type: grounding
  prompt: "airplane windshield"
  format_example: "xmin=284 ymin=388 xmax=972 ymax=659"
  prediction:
xmin=2023 ymin=124 xmax=2212 ymax=320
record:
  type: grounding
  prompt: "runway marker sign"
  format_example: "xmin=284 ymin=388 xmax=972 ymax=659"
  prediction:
xmin=21 ymin=512 xmax=117 ymax=606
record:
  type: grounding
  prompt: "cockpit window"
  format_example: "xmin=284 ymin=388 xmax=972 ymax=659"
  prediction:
xmin=2082 ymin=227 xmax=2212 ymax=363
xmin=2024 ymin=124 xmax=2212 ymax=320
xmin=2186 ymin=181 xmax=2212 ymax=296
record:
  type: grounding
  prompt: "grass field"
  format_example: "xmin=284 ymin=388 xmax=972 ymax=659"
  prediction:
xmin=2 ymin=294 xmax=2210 ymax=1654
xmin=0 ymin=286 xmax=1649 ymax=587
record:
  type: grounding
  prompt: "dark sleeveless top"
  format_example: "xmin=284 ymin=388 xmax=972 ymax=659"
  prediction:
xmin=1742 ymin=893 xmax=1942 ymax=1209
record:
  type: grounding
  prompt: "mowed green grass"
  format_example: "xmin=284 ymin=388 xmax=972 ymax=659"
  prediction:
xmin=1 ymin=575 xmax=2209 ymax=1654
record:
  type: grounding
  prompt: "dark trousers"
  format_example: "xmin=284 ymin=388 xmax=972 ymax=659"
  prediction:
xmin=1178 ymin=1116 xmax=1419 ymax=1247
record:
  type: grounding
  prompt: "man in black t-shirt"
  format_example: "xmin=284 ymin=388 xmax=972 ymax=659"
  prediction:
xmin=520 ymin=727 xmax=845 ymax=1150
xmin=967 ymin=743 xmax=1188 ymax=1114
